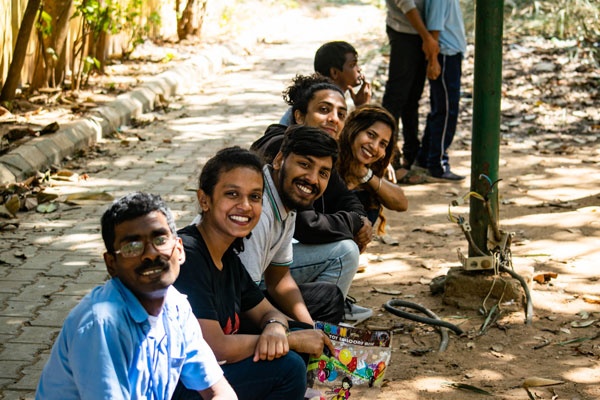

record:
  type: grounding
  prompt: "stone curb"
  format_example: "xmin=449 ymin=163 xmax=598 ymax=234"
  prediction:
xmin=0 ymin=45 xmax=236 ymax=185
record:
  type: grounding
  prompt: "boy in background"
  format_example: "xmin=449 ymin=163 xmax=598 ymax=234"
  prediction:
xmin=280 ymin=41 xmax=371 ymax=125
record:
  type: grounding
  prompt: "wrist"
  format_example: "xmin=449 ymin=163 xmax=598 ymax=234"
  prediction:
xmin=287 ymin=331 xmax=298 ymax=348
xmin=262 ymin=319 xmax=289 ymax=336
xmin=350 ymin=211 xmax=365 ymax=231
xmin=358 ymin=168 xmax=373 ymax=184
xmin=374 ymin=176 xmax=383 ymax=193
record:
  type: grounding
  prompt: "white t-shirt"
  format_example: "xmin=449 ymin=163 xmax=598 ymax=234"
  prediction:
xmin=238 ymin=165 xmax=296 ymax=283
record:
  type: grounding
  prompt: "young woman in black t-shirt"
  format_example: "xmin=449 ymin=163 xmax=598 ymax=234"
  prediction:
xmin=172 ymin=147 xmax=334 ymax=400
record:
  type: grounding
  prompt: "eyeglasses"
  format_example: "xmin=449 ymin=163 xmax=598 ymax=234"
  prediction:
xmin=114 ymin=235 xmax=176 ymax=258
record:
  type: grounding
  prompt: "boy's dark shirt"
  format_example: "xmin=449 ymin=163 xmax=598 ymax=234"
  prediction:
xmin=250 ymin=124 xmax=366 ymax=244
xmin=173 ymin=225 xmax=264 ymax=335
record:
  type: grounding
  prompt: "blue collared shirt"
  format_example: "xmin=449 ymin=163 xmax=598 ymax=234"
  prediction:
xmin=426 ymin=0 xmax=467 ymax=56
xmin=36 ymin=278 xmax=223 ymax=399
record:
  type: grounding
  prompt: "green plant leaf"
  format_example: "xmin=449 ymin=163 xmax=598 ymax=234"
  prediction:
xmin=40 ymin=11 xmax=52 ymax=23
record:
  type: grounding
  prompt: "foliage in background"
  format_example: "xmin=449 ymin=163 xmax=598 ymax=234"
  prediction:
xmin=70 ymin=0 xmax=161 ymax=90
xmin=121 ymin=0 xmax=162 ymax=52
xmin=459 ymin=0 xmax=599 ymax=64
xmin=505 ymin=0 xmax=599 ymax=42
xmin=70 ymin=0 xmax=119 ymax=89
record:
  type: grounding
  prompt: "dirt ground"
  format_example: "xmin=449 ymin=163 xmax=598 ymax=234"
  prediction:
xmin=355 ymin=36 xmax=600 ymax=400
xmin=2 ymin=1 xmax=599 ymax=399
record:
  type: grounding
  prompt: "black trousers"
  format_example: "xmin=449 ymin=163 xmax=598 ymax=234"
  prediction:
xmin=262 ymin=281 xmax=344 ymax=327
xmin=382 ymin=26 xmax=427 ymax=168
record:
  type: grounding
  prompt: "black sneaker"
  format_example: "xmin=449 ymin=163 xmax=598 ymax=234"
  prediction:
xmin=431 ymin=170 xmax=465 ymax=181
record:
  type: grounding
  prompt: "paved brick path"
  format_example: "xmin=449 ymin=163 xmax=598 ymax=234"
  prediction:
xmin=0 ymin=4 xmax=384 ymax=398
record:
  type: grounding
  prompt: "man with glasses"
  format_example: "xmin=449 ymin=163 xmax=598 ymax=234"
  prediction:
xmin=36 ymin=192 xmax=236 ymax=399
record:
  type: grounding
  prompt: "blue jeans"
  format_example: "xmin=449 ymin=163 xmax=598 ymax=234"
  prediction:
xmin=289 ymin=239 xmax=359 ymax=298
xmin=418 ymin=53 xmax=463 ymax=176
xmin=172 ymin=351 xmax=307 ymax=400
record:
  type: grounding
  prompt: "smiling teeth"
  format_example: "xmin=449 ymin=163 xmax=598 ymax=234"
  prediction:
xmin=297 ymin=184 xmax=312 ymax=194
xmin=141 ymin=268 xmax=163 ymax=276
xmin=363 ymin=148 xmax=373 ymax=157
xmin=230 ymin=215 xmax=250 ymax=222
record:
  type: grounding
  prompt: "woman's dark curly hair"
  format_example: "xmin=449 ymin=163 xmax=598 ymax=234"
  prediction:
xmin=337 ymin=105 xmax=397 ymax=185
xmin=282 ymin=73 xmax=344 ymax=123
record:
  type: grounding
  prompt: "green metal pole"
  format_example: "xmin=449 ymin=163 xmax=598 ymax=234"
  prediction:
xmin=469 ymin=0 xmax=504 ymax=256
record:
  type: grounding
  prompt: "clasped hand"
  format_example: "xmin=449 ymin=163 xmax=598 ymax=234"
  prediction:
xmin=288 ymin=329 xmax=336 ymax=359
xmin=253 ymin=322 xmax=289 ymax=362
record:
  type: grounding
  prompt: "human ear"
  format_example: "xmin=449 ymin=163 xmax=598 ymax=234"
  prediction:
xmin=104 ymin=252 xmax=117 ymax=277
xmin=293 ymin=109 xmax=305 ymax=125
xmin=197 ymin=189 xmax=210 ymax=213
xmin=272 ymin=152 xmax=284 ymax=171
xmin=329 ymin=67 xmax=339 ymax=80
xmin=175 ymin=237 xmax=186 ymax=265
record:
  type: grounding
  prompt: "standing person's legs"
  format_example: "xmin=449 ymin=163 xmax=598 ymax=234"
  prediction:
xmin=172 ymin=352 xmax=307 ymax=400
xmin=382 ymin=26 xmax=427 ymax=168
xmin=289 ymin=240 xmax=359 ymax=298
xmin=420 ymin=53 xmax=463 ymax=178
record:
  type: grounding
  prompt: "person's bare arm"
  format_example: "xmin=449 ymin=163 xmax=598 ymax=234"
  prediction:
xmin=263 ymin=265 xmax=314 ymax=325
xmin=198 ymin=377 xmax=237 ymax=399
xmin=365 ymin=175 xmax=408 ymax=212
xmin=404 ymin=8 xmax=439 ymax=61
xmin=197 ymin=318 xmax=260 ymax=363
xmin=198 ymin=298 xmax=291 ymax=364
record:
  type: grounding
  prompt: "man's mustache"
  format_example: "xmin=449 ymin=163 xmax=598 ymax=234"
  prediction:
xmin=294 ymin=178 xmax=318 ymax=194
xmin=135 ymin=257 xmax=169 ymax=274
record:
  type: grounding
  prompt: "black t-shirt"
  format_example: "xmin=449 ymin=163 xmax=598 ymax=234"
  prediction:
xmin=174 ymin=225 xmax=264 ymax=335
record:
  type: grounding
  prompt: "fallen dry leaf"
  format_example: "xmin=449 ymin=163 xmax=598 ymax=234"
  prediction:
xmin=65 ymin=192 xmax=114 ymax=205
xmin=570 ymin=319 xmax=596 ymax=328
xmin=51 ymin=170 xmax=79 ymax=182
xmin=522 ymin=377 xmax=564 ymax=388
xmin=533 ymin=272 xmax=558 ymax=284
xmin=444 ymin=382 xmax=494 ymax=396
xmin=5 ymin=195 xmax=20 ymax=215
xmin=39 ymin=122 xmax=59 ymax=135
xmin=37 ymin=191 xmax=59 ymax=204
xmin=371 ymin=287 xmax=402 ymax=295
xmin=0 ymin=204 xmax=15 ymax=218
xmin=36 ymin=203 xmax=57 ymax=213
xmin=582 ymin=295 xmax=600 ymax=304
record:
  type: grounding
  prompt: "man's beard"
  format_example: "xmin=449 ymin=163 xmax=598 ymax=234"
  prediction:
xmin=278 ymin=164 xmax=318 ymax=211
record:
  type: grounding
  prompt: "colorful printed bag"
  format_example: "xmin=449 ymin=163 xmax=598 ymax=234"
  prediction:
xmin=306 ymin=321 xmax=392 ymax=399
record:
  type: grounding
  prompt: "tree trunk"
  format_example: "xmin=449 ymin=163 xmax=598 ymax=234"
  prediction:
xmin=95 ymin=30 xmax=107 ymax=74
xmin=177 ymin=0 xmax=207 ymax=41
xmin=30 ymin=0 xmax=75 ymax=90
xmin=0 ymin=0 xmax=42 ymax=102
